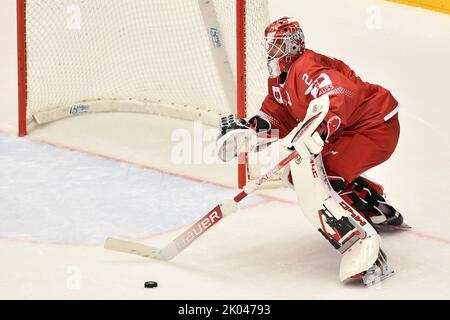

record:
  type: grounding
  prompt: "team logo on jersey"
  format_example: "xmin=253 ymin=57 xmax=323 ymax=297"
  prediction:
xmin=285 ymin=90 xmax=292 ymax=106
xmin=272 ymin=86 xmax=283 ymax=104
xmin=272 ymin=86 xmax=292 ymax=106
xmin=304 ymin=73 xmax=334 ymax=98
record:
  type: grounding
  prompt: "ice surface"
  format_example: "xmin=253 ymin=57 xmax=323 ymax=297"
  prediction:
xmin=0 ymin=133 xmax=265 ymax=244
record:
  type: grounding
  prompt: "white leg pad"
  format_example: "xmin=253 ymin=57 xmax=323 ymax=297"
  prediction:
xmin=339 ymin=234 xmax=381 ymax=282
xmin=289 ymin=154 xmax=382 ymax=281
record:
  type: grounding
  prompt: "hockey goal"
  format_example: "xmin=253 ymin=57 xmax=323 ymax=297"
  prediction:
xmin=17 ymin=0 xmax=276 ymax=188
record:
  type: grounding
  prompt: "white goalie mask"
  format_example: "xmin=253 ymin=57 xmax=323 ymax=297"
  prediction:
xmin=264 ymin=17 xmax=305 ymax=78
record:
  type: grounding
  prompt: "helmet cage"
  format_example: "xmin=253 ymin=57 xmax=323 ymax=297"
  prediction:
xmin=264 ymin=24 xmax=305 ymax=78
xmin=265 ymin=36 xmax=290 ymax=62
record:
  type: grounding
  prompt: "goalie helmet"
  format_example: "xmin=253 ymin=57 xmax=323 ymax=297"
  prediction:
xmin=265 ymin=17 xmax=305 ymax=78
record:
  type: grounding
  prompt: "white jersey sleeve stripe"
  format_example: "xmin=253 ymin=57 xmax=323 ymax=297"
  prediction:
xmin=384 ymin=105 xmax=400 ymax=121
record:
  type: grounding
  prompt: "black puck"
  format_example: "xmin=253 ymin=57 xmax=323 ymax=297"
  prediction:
xmin=144 ymin=281 xmax=158 ymax=288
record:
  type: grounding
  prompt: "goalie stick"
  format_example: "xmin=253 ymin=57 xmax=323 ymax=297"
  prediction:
xmin=104 ymin=150 xmax=299 ymax=261
xmin=104 ymin=96 xmax=330 ymax=261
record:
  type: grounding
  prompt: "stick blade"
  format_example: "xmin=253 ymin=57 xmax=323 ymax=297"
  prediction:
xmin=104 ymin=237 xmax=161 ymax=259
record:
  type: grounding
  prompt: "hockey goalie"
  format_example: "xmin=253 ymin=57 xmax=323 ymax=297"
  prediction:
xmin=217 ymin=17 xmax=408 ymax=286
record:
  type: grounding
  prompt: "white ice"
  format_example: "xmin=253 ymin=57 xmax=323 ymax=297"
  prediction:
xmin=0 ymin=133 xmax=264 ymax=244
xmin=0 ymin=0 xmax=450 ymax=299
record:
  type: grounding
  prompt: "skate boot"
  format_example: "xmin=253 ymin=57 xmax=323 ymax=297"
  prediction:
xmin=352 ymin=176 xmax=409 ymax=229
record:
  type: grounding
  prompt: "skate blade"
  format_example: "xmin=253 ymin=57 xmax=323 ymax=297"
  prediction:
xmin=374 ymin=223 xmax=411 ymax=232
xmin=363 ymin=268 xmax=395 ymax=287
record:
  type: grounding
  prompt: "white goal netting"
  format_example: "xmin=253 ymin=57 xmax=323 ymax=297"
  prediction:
xmin=22 ymin=0 xmax=269 ymax=127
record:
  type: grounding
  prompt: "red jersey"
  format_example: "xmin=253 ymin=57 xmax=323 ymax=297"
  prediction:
xmin=258 ymin=49 xmax=399 ymax=139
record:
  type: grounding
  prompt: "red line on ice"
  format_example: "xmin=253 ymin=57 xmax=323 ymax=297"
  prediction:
xmin=1 ymin=128 xmax=449 ymax=247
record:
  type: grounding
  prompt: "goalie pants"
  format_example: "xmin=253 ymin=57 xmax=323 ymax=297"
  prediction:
xmin=322 ymin=115 xmax=400 ymax=188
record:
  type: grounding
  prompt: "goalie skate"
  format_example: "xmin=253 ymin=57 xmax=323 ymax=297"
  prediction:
xmin=347 ymin=176 xmax=410 ymax=231
xmin=361 ymin=250 xmax=395 ymax=287
xmin=373 ymin=208 xmax=411 ymax=232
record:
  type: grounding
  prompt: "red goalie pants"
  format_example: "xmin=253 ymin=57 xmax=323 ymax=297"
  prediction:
xmin=322 ymin=115 xmax=400 ymax=187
